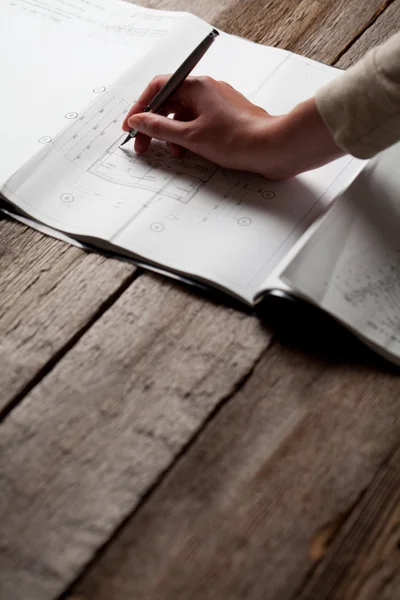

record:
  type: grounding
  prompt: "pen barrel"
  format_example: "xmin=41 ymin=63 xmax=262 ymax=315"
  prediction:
xmin=148 ymin=29 xmax=219 ymax=113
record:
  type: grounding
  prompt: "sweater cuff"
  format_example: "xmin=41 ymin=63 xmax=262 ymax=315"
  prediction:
xmin=315 ymin=32 xmax=400 ymax=159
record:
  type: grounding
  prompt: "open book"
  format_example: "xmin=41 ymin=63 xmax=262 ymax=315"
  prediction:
xmin=2 ymin=0 xmax=399 ymax=364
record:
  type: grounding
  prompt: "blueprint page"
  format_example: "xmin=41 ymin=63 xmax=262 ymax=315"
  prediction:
xmin=0 ymin=0 xmax=184 ymax=184
xmin=3 ymin=11 xmax=363 ymax=303
xmin=282 ymin=142 xmax=400 ymax=360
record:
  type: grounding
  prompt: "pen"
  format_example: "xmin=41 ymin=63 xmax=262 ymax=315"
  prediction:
xmin=120 ymin=28 xmax=219 ymax=148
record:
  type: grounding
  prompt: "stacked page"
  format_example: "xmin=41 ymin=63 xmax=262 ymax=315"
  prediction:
xmin=280 ymin=141 xmax=400 ymax=365
xmin=1 ymin=0 xmax=364 ymax=304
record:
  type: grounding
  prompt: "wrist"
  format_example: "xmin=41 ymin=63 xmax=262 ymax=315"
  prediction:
xmin=256 ymin=98 xmax=345 ymax=179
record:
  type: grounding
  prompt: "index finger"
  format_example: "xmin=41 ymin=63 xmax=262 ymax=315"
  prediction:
xmin=122 ymin=74 xmax=171 ymax=130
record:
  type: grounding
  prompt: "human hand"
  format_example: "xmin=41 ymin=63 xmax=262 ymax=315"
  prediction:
xmin=123 ymin=75 xmax=344 ymax=179
xmin=123 ymin=74 xmax=279 ymax=175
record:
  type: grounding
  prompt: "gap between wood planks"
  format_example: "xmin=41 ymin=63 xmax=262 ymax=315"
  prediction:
xmin=290 ymin=443 xmax=400 ymax=600
xmin=54 ymin=343 xmax=271 ymax=600
xmin=59 ymin=2 xmax=400 ymax=598
xmin=288 ymin=3 xmax=400 ymax=595
xmin=0 ymin=267 xmax=142 ymax=422
xmin=332 ymin=0 xmax=397 ymax=64
xmin=2 ymin=4 xmax=398 ymax=598
xmin=1 ymin=0 xmax=394 ymax=422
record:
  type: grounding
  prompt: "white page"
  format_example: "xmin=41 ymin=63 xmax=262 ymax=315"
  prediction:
xmin=0 ymin=0 xmax=184 ymax=184
xmin=282 ymin=141 xmax=400 ymax=361
xmin=253 ymin=53 xmax=344 ymax=114
xmin=2 ymin=19 xmax=289 ymax=236
xmin=190 ymin=32 xmax=290 ymax=98
xmin=3 ymin=8 xmax=364 ymax=303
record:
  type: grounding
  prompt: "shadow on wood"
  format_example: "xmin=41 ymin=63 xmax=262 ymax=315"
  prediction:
xmin=255 ymin=292 xmax=399 ymax=373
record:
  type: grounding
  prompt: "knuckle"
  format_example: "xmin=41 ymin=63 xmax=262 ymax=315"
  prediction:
xmin=151 ymin=74 xmax=166 ymax=87
xmin=199 ymin=75 xmax=215 ymax=86
xmin=179 ymin=85 xmax=191 ymax=105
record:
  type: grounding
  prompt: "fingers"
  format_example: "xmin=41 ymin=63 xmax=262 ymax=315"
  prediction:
xmin=130 ymin=105 xmax=192 ymax=154
xmin=169 ymin=143 xmax=185 ymax=158
xmin=168 ymin=106 xmax=192 ymax=157
xmin=121 ymin=75 xmax=230 ymax=157
xmin=123 ymin=74 xmax=172 ymax=131
xmin=177 ymin=76 xmax=216 ymax=110
xmin=133 ymin=105 xmax=170 ymax=154
xmin=120 ymin=74 xmax=274 ymax=175
xmin=122 ymin=74 xmax=184 ymax=131
xmin=134 ymin=132 xmax=152 ymax=154
xmin=123 ymin=74 xmax=209 ymax=132
xmin=127 ymin=112 xmax=194 ymax=147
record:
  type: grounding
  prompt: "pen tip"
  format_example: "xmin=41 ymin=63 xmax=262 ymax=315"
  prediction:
xmin=211 ymin=28 xmax=219 ymax=37
xmin=120 ymin=133 xmax=131 ymax=148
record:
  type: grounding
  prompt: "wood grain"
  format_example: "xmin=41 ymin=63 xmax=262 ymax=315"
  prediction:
xmin=0 ymin=217 xmax=135 ymax=413
xmin=215 ymin=0 xmax=387 ymax=62
xmin=294 ymin=445 xmax=400 ymax=599
xmin=134 ymin=0 xmax=231 ymax=22
xmin=337 ymin=0 xmax=400 ymax=68
xmin=65 ymin=3 xmax=400 ymax=599
xmin=0 ymin=0 xmax=390 ymax=411
xmin=0 ymin=0 xmax=395 ymax=418
xmin=0 ymin=0 xmax=235 ymax=418
xmin=68 ymin=339 xmax=400 ymax=600
xmin=0 ymin=274 xmax=268 ymax=600
xmin=1 ymin=2 xmax=399 ymax=600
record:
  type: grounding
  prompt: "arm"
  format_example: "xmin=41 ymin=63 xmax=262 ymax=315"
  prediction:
xmin=316 ymin=30 xmax=400 ymax=159
xmin=123 ymin=31 xmax=400 ymax=179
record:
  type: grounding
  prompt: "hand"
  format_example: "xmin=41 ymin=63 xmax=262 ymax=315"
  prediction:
xmin=123 ymin=75 xmax=344 ymax=179
xmin=123 ymin=74 xmax=279 ymax=174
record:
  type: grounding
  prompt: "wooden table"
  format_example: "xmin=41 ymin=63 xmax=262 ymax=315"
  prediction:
xmin=1 ymin=1 xmax=400 ymax=599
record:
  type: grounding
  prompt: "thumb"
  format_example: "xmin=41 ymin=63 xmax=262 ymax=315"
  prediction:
xmin=128 ymin=112 xmax=189 ymax=145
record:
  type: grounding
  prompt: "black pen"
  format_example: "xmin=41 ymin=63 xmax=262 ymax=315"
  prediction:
xmin=120 ymin=28 xmax=219 ymax=148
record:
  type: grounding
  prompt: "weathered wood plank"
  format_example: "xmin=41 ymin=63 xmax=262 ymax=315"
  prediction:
xmin=293 ymin=445 xmax=400 ymax=600
xmin=215 ymin=0 xmax=387 ymax=63
xmin=337 ymin=0 xmax=400 ymax=68
xmin=67 ymin=337 xmax=400 ymax=600
xmin=0 ymin=0 xmax=388 ymax=412
xmin=0 ymin=274 xmax=268 ymax=600
xmin=65 ymin=4 xmax=400 ymax=599
xmin=0 ymin=217 xmax=135 ymax=413
xmin=134 ymin=0 xmax=231 ymax=21
xmin=1 ymin=1 xmax=398 ymax=600
xmin=0 ymin=0 xmax=233 ymax=416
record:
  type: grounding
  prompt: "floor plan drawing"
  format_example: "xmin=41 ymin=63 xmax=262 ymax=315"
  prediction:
xmin=61 ymin=96 xmax=130 ymax=168
xmin=47 ymin=76 xmax=282 ymax=227
xmin=88 ymin=138 xmax=218 ymax=203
